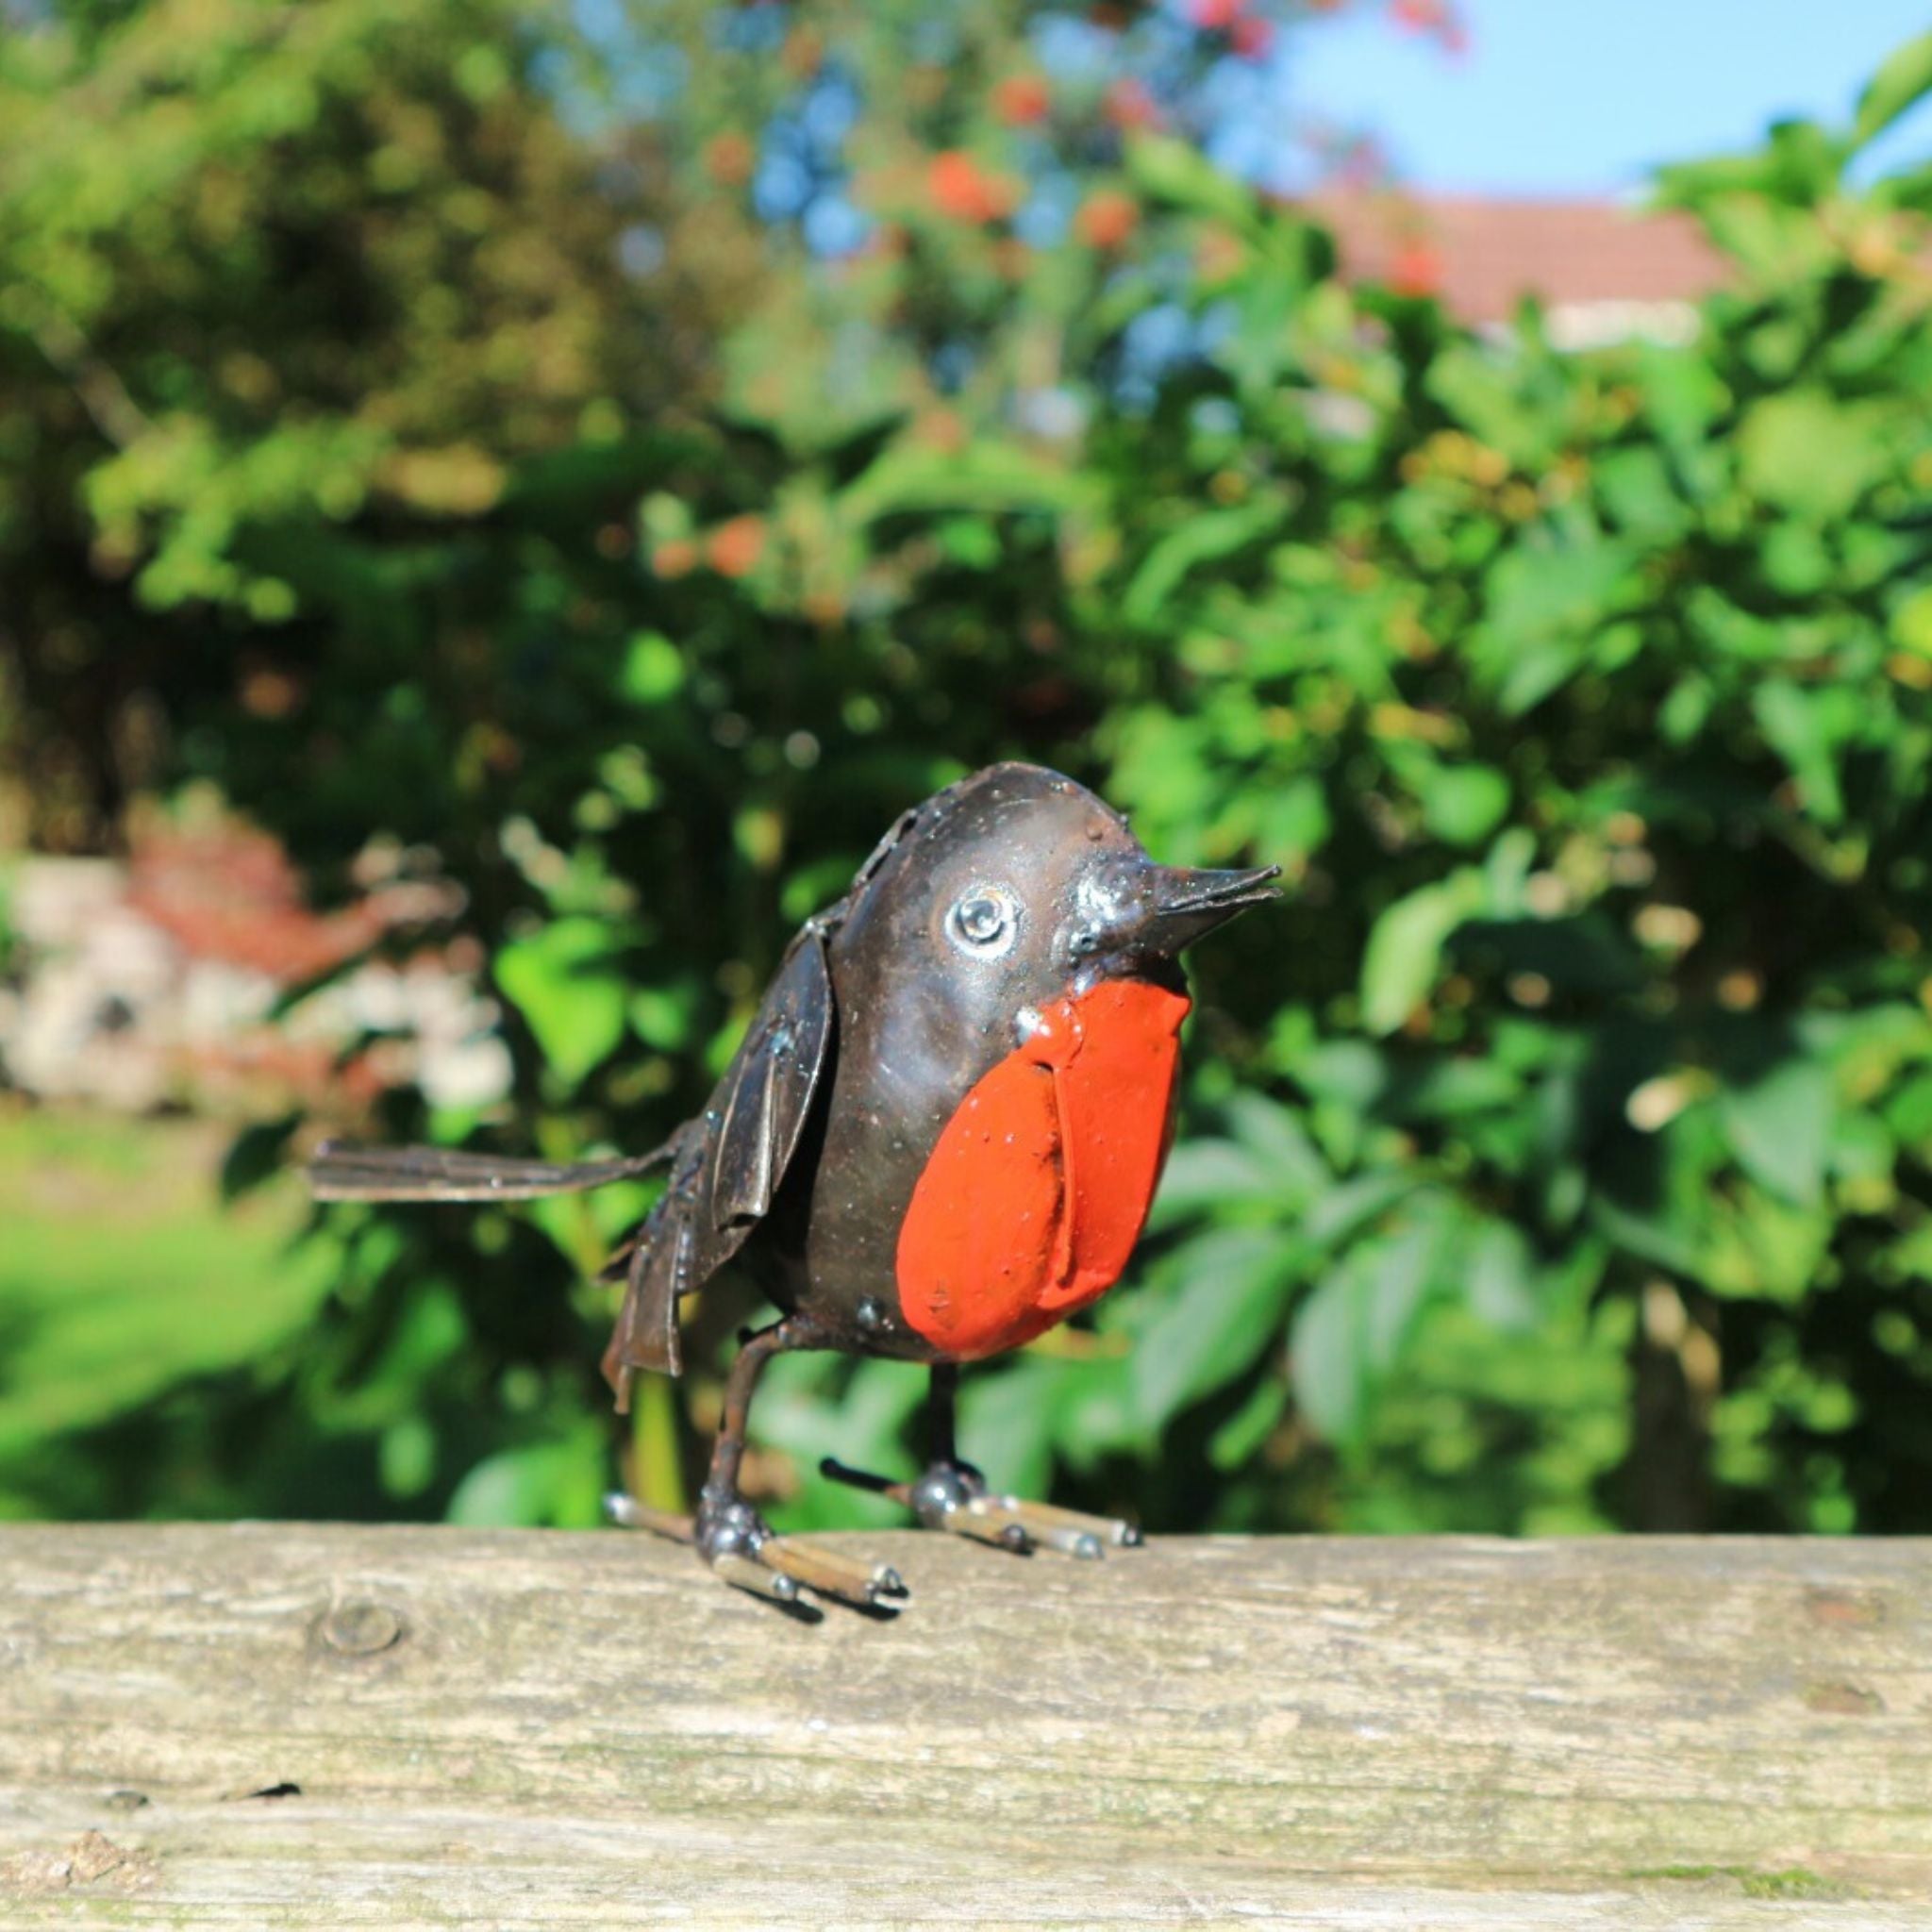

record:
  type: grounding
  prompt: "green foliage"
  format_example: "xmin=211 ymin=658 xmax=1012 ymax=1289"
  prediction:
xmin=4 ymin=8 xmax=1931 ymax=1539
xmin=0 ymin=1109 xmax=332 ymax=1518
xmin=0 ymin=0 xmax=752 ymax=846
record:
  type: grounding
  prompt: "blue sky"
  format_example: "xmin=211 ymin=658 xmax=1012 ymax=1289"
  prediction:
xmin=1291 ymin=0 xmax=1932 ymax=195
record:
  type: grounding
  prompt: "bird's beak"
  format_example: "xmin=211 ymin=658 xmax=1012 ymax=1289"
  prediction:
xmin=1078 ymin=858 xmax=1281 ymax=968
xmin=1137 ymin=862 xmax=1283 ymax=955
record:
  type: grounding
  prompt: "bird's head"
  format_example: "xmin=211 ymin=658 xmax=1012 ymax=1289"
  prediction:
xmin=834 ymin=763 xmax=1279 ymax=1047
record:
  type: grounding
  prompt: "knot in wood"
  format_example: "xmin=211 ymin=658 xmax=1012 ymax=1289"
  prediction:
xmin=319 ymin=1600 xmax=403 ymax=1657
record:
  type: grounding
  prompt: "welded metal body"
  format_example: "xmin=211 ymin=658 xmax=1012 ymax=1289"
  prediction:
xmin=594 ymin=761 xmax=1276 ymax=1399
xmin=309 ymin=761 xmax=1279 ymax=1606
xmin=316 ymin=761 xmax=1277 ymax=1405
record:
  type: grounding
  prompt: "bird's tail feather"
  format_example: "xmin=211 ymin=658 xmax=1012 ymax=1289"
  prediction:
xmin=308 ymin=1139 xmax=676 ymax=1203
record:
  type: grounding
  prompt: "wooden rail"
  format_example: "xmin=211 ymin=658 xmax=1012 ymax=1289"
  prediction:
xmin=1 ymin=1524 xmax=1927 ymax=1926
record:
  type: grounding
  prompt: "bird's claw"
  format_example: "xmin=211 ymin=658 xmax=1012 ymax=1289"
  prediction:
xmin=819 ymin=1457 xmax=1140 ymax=1557
xmin=974 ymin=1494 xmax=1141 ymax=1555
xmin=758 ymin=1535 xmax=909 ymax=1609
xmin=710 ymin=1550 xmax=802 ymax=1603
xmin=935 ymin=1504 xmax=1034 ymax=1553
xmin=605 ymin=1489 xmax=908 ymax=1610
xmin=603 ymin=1491 xmax=695 ymax=1540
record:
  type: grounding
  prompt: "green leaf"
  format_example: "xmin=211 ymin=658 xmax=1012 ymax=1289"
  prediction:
xmin=1426 ymin=344 xmax=1553 ymax=468
xmin=1294 ymin=1040 xmax=1388 ymax=1110
xmin=496 ymin=917 xmax=630 ymax=1087
xmin=446 ymin=1432 xmax=606 ymax=1528
xmin=956 ymin=1357 xmax=1074 ymax=1504
xmin=1753 ymin=680 xmax=1848 ymax=824
xmin=1418 ymin=764 xmax=1511 ymax=847
xmin=1495 ymin=643 xmax=1588 ymax=716
xmin=1475 ymin=540 xmax=1638 ymax=714
xmin=1399 ymin=1058 xmax=1524 ymax=1119
xmin=1208 ymin=1376 xmax=1286 ymax=1473
xmin=1593 ymin=446 xmax=1693 ymax=541
xmin=1659 ymin=677 xmax=1714 ymax=745
xmin=1125 ymin=134 xmax=1257 ymax=226
xmin=841 ymin=441 xmax=1098 ymax=525
xmin=1300 ymin=1170 xmax=1419 ymax=1254
xmin=1877 ymin=158 xmax=1932 ymax=214
xmin=1653 ymin=149 xmax=1790 ymax=208
xmin=1721 ymin=1059 xmax=1835 ymax=1208
xmin=1589 ymin=1193 xmax=1706 ymax=1278
xmin=937 ymin=516 xmax=1000 ymax=569
xmin=628 ymin=981 xmax=697 ymax=1051
xmin=1359 ymin=869 xmax=1486 ymax=1035
xmin=1891 ymin=587 xmax=1932 ymax=658
xmin=1464 ymin=1221 xmax=1541 ymax=1330
xmin=1362 ymin=1222 xmax=1440 ymax=1362
xmin=1121 ymin=498 xmax=1286 ymax=626
xmin=1853 ymin=31 xmax=1932 ymax=149
xmin=1131 ymin=1226 xmax=1291 ymax=1432
xmin=619 ymin=631 xmax=684 ymax=704
xmin=1290 ymin=1258 xmax=1367 ymax=1441
xmin=1291 ymin=1220 xmax=1439 ymax=1442
xmin=1154 ymin=1093 xmax=1327 ymax=1233
xmin=1693 ymin=193 xmax=1840 ymax=281
xmin=1224 ymin=1091 xmax=1329 ymax=1192
xmin=1149 ymin=1138 xmax=1278 ymax=1223
xmin=1485 ymin=539 xmax=1637 ymax=640
xmin=0 ymin=1112 xmax=337 ymax=1471
xmin=1255 ymin=774 xmax=1332 ymax=865
xmin=1738 ymin=391 xmax=1889 ymax=522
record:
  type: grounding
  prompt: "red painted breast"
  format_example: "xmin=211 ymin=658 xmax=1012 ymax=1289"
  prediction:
xmin=895 ymin=978 xmax=1191 ymax=1358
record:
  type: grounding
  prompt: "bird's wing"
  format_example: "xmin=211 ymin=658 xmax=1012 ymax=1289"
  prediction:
xmin=710 ymin=923 xmax=837 ymax=1227
xmin=601 ymin=923 xmax=836 ymax=1400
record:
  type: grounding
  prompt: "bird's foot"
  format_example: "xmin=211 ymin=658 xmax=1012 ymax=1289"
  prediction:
xmin=604 ymin=1490 xmax=910 ymax=1612
xmin=820 ymin=1457 xmax=1141 ymax=1558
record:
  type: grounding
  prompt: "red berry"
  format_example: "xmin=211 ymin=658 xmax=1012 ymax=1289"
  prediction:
xmin=992 ymin=74 xmax=1053 ymax=125
xmin=1076 ymin=190 xmax=1141 ymax=251
xmin=927 ymin=150 xmax=1017 ymax=224
xmin=706 ymin=515 xmax=766 ymax=579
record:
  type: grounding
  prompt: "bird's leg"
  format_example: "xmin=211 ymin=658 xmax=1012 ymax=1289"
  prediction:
xmin=823 ymin=1363 xmax=1143 ymax=1558
xmin=608 ymin=1317 xmax=908 ymax=1612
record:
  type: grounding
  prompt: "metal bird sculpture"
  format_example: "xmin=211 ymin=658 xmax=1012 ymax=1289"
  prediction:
xmin=312 ymin=763 xmax=1279 ymax=1609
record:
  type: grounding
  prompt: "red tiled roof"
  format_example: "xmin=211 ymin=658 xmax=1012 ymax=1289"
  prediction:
xmin=1309 ymin=194 xmax=1730 ymax=322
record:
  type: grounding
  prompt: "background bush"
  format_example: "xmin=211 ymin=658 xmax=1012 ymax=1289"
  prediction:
xmin=2 ymin=5 xmax=1929 ymax=1538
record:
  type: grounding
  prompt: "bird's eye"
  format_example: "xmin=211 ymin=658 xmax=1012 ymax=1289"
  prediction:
xmin=946 ymin=884 xmax=1018 ymax=958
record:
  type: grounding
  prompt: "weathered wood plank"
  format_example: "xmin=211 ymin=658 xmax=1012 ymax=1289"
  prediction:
xmin=0 ymin=1525 xmax=1926 ymax=1927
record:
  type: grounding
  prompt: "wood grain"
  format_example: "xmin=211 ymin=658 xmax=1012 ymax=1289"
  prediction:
xmin=1 ymin=1525 xmax=1927 ymax=1927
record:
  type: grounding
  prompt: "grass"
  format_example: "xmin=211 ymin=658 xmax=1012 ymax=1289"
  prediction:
xmin=0 ymin=1103 xmax=329 ymax=1507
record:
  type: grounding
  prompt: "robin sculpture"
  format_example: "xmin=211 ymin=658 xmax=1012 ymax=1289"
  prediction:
xmin=312 ymin=763 xmax=1278 ymax=1609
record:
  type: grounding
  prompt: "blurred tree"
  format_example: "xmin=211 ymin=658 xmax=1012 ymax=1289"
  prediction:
xmin=0 ymin=0 xmax=1424 ymax=843
xmin=0 ymin=0 xmax=761 ymax=846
